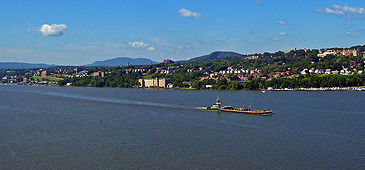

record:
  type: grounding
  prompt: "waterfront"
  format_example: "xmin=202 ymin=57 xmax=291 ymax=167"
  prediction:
xmin=0 ymin=85 xmax=365 ymax=169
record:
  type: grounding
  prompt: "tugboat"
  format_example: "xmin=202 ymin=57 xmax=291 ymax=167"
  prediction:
xmin=207 ymin=97 xmax=273 ymax=116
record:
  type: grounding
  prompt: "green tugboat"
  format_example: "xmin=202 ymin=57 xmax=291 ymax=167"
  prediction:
xmin=207 ymin=97 xmax=273 ymax=116
xmin=209 ymin=97 xmax=222 ymax=110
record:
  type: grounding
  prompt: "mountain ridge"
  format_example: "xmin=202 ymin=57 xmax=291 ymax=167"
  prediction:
xmin=0 ymin=62 xmax=56 ymax=69
xmin=85 ymin=57 xmax=158 ymax=67
xmin=187 ymin=51 xmax=243 ymax=61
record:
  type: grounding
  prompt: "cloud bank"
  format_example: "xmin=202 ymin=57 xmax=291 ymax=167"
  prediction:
xmin=39 ymin=24 xmax=67 ymax=36
xmin=128 ymin=41 xmax=155 ymax=51
xmin=315 ymin=5 xmax=365 ymax=15
xmin=128 ymin=41 xmax=149 ymax=48
xmin=179 ymin=8 xmax=202 ymax=18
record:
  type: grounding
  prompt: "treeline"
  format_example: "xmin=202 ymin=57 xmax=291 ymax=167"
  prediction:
xmin=192 ymin=74 xmax=365 ymax=90
xmin=59 ymin=69 xmax=365 ymax=90
xmin=59 ymin=70 xmax=142 ymax=88
xmin=180 ymin=49 xmax=364 ymax=75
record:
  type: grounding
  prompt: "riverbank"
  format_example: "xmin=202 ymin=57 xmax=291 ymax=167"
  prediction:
xmin=267 ymin=86 xmax=365 ymax=91
xmin=2 ymin=83 xmax=365 ymax=92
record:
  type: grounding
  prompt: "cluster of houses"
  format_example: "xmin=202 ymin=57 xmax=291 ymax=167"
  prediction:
xmin=200 ymin=67 xmax=291 ymax=81
xmin=125 ymin=68 xmax=146 ymax=74
xmin=1 ymin=67 xmax=110 ymax=85
xmin=317 ymin=49 xmax=365 ymax=58
xmin=2 ymin=69 xmax=50 ymax=84
xmin=301 ymin=68 xmax=364 ymax=75
xmin=124 ymin=66 xmax=178 ymax=75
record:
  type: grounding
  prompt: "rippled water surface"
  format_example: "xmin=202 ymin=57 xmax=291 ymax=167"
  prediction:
xmin=0 ymin=85 xmax=365 ymax=169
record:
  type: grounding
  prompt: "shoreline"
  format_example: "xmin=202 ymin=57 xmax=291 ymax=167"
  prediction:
xmin=1 ymin=83 xmax=365 ymax=91
xmin=267 ymin=86 xmax=365 ymax=91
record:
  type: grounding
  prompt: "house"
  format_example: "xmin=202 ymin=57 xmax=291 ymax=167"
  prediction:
xmin=317 ymin=50 xmax=336 ymax=57
xmin=163 ymin=59 xmax=174 ymax=64
xmin=301 ymin=69 xmax=308 ymax=75
xmin=41 ymin=71 xmax=48 ymax=77
xmin=167 ymin=83 xmax=174 ymax=88
xmin=308 ymin=68 xmax=313 ymax=74
xmin=74 ymin=67 xmax=81 ymax=74
xmin=93 ymin=71 xmax=105 ymax=77
xmin=332 ymin=70 xmax=339 ymax=74
xmin=249 ymin=73 xmax=264 ymax=78
xmin=340 ymin=68 xmax=353 ymax=75
xmin=267 ymin=71 xmax=290 ymax=78
xmin=205 ymin=85 xmax=212 ymax=88
xmin=75 ymin=70 xmax=88 ymax=77
xmin=325 ymin=69 xmax=332 ymax=74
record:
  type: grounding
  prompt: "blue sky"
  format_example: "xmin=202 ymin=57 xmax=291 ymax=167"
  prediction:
xmin=0 ymin=0 xmax=365 ymax=65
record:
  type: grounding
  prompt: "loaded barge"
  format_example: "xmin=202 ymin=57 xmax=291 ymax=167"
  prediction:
xmin=207 ymin=97 xmax=272 ymax=116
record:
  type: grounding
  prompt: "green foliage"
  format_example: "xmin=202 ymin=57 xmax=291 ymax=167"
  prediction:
xmin=63 ymin=70 xmax=142 ymax=88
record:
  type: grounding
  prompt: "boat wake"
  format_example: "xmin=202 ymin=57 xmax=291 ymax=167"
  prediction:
xmin=41 ymin=91 xmax=200 ymax=111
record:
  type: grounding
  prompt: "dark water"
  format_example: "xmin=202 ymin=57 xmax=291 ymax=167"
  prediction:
xmin=0 ymin=85 xmax=364 ymax=169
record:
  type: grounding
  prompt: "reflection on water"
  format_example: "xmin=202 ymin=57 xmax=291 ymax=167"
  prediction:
xmin=0 ymin=85 xmax=365 ymax=169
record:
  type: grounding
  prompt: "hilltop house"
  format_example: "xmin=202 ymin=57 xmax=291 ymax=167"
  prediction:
xmin=93 ymin=71 xmax=105 ymax=77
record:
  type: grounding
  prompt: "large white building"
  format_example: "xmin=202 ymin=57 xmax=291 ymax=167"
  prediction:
xmin=139 ymin=78 xmax=171 ymax=88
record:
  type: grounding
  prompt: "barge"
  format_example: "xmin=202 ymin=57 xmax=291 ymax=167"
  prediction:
xmin=207 ymin=97 xmax=272 ymax=116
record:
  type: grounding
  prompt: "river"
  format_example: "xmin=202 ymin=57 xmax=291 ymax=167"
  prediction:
xmin=0 ymin=85 xmax=364 ymax=169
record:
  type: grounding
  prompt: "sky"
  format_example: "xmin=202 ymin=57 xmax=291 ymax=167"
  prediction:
xmin=0 ymin=0 xmax=365 ymax=65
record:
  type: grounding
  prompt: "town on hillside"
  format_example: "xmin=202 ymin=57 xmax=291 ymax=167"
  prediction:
xmin=1 ymin=45 xmax=365 ymax=91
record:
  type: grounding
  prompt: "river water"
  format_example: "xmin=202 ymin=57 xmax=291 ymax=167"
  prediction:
xmin=0 ymin=85 xmax=364 ymax=169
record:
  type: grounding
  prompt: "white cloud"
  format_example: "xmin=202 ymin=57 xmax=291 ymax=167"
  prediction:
xmin=128 ymin=41 xmax=149 ymax=48
xmin=178 ymin=8 xmax=202 ymax=18
xmin=315 ymin=5 xmax=365 ymax=15
xmin=333 ymin=5 xmax=365 ymax=14
xmin=271 ymin=38 xmax=280 ymax=41
xmin=147 ymin=46 xmax=155 ymax=51
xmin=277 ymin=20 xmax=288 ymax=25
xmin=278 ymin=32 xmax=287 ymax=36
xmin=346 ymin=32 xmax=356 ymax=36
xmin=39 ymin=24 xmax=67 ymax=36
xmin=315 ymin=8 xmax=345 ymax=15
xmin=128 ymin=41 xmax=155 ymax=51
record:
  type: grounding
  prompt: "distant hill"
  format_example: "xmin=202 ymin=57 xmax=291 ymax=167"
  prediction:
xmin=0 ymin=62 xmax=55 ymax=69
xmin=188 ymin=51 xmax=243 ymax=61
xmin=86 ymin=57 xmax=158 ymax=67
